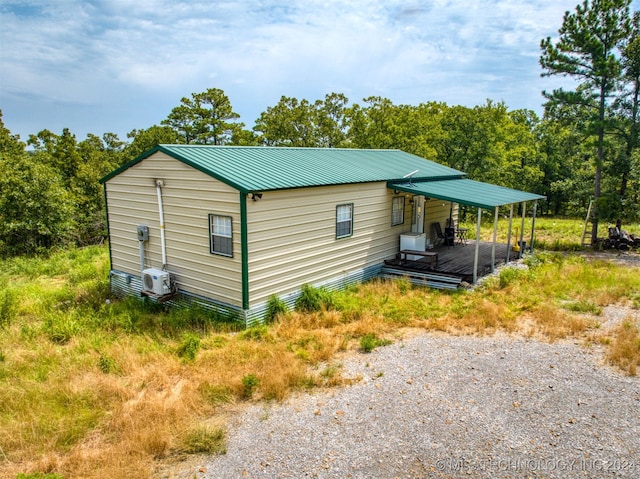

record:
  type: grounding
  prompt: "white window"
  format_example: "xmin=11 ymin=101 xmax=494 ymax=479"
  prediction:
xmin=391 ymin=196 xmax=405 ymax=226
xmin=209 ymin=214 xmax=232 ymax=256
xmin=336 ymin=204 xmax=353 ymax=238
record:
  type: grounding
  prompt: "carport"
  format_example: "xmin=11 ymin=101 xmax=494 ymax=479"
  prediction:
xmin=388 ymin=178 xmax=546 ymax=284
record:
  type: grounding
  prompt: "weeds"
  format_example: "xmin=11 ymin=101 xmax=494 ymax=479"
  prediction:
xmin=241 ymin=373 xmax=260 ymax=398
xmin=0 ymin=286 xmax=16 ymax=327
xmin=2 ymin=230 xmax=640 ymax=478
xmin=359 ymin=333 xmax=392 ymax=353
xmin=607 ymin=321 xmax=640 ymax=375
xmin=176 ymin=333 xmax=201 ymax=361
xmin=265 ymin=294 xmax=288 ymax=322
xmin=179 ymin=426 xmax=226 ymax=455
xmin=295 ymin=284 xmax=336 ymax=312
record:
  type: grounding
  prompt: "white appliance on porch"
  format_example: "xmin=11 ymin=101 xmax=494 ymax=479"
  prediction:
xmin=400 ymin=232 xmax=426 ymax=261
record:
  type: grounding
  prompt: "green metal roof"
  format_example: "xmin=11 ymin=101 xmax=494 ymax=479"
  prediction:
xmin=388 ymin=178 xmax=545 ymax=209
xmin=100 ymin=145 xmax=464 ymax=193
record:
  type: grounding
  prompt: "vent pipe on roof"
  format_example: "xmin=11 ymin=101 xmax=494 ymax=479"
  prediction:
xmin=155 ymin=179 xmax=167 ymax=269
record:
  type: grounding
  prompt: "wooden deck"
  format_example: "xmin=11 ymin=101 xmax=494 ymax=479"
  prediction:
xmin=384 ymin=241 xmax=516 ymax=283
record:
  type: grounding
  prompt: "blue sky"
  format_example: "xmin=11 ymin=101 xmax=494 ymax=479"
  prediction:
xmin=1 ymin=0 xmax=637 ymax=143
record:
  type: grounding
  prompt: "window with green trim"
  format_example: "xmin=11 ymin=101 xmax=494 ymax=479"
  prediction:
xmin=336 ymin=204 xmax=353 ymax=238
xmin=209 ymin=214 xmax=233 ymax=256
xmin=391 ymin=196 xmax=405 ymax=226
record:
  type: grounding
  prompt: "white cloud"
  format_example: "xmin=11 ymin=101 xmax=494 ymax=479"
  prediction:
xmin=1 ymin=0 xmax=638 ymax=139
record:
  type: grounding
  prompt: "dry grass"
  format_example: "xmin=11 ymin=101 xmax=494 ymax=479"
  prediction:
xmin=606 ymin=321 xmax=640 ymax=376
xmin=2 ymin=240 xmax=640 ymax=478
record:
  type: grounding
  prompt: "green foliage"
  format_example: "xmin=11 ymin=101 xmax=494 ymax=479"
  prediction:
xmin=176 ymin=333 xmax=201 ymax=361
xmin=294 ymin=284 xmax=336 ymax=312
xmin=241 ymin=373 xmax=260 ymax=398
xmin=563 ymin=300 xmax=602 ymax=315
xmin=179 ymin=426 xmax=227 ymax=455
xmin=359 ymin=333 xmax=392 ymax=353
xmin=44 ymin=313 xmax=81 ymax=344
xmin=0 ymin=285 xmax=16 ymax=327
xmin=199 ymin=383 xmax=233 ymax=405
xmin=265 ymin=294 xmax=288 ymax=322
xmin=238 ymin=325 xmax=271 ymax=341
xmin=125 ymin=125 xmax=183 ymax=158
xmin=498 ymin=266 xmax=527 ymax=288
xmin=97 ymin=354 xmax=117 ymax=374
xmin=162 ymin=88 xmax=242 ymax=145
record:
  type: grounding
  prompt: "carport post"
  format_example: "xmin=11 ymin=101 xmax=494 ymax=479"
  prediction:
xmin=473 ymin=207 xmax=482 ymax=284
xmin=491 ymin=206 xmax=499 ymax=272
xmin=520 ymin=202 xmax=527 ymax=256
xmin=530 ymin=201 xmax=538 ymax=255
xmin=506 ymin=203 xmax=514 ymax=263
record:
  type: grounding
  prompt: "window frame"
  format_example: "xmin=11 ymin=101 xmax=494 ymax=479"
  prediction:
xmin=391 ymin=196 xmax=405 ymax=226
xmin=209 ymin=214 xmax=233 ymax=257
xmin=336 ymin=203 xmax=354 ymax=239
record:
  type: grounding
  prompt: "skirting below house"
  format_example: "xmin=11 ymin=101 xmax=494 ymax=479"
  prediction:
xmin=109 ymin=263 xmax=384 ymax=327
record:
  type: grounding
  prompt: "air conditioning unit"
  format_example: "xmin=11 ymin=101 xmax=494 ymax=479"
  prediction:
xmin=142 ymin=268 xmax=172 ymax=296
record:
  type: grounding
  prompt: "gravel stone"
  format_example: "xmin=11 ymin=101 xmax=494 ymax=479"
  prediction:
xmin=192 ymin=333 xmax=640 ymax=479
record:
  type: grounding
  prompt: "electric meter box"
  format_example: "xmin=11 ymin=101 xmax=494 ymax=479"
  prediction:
xmin=137 ymin=225 xmax=149 ymax=241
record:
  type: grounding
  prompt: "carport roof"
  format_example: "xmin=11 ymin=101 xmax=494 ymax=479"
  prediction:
xmin=388 ymin=178 xmax=545 ymax=210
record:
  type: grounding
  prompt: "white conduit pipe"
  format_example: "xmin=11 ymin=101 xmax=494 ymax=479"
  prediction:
xmin=155 ymin=179 xmax=167 ymax=269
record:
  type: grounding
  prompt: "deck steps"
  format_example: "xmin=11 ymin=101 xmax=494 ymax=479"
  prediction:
xmin=380 ymin=266 xmax=463 ymax=290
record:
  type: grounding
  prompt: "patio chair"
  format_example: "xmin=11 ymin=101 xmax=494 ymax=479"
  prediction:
xmin=431 ymin=223 xmax=447 ymax=246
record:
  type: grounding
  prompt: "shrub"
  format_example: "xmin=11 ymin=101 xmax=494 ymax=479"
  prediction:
xmin=265 ymin=294 xmax=288 ymax=322
xmin=295 ymin=284 xmax=336 ymax=312
xmin=241 ymin=373 xmax=260 ymax=398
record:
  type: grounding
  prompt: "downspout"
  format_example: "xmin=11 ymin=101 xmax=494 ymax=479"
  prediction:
xmin=240 ymin=192 xmax=249 ymax=312
xmin=155 ymin=179 xmax=167 ymax=269
xmin=103 ymin=183 xmax=113 ymax=273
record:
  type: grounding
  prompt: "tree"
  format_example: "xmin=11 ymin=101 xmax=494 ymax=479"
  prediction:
xmin=313 ymin=92 xmax=350 ymax=148
xmin=162 ymin=88 xmax=242 ymax=145
xmin=611 ymin=11 xmax=640 ymax=203
xmin=540 ymin=0 xmax=632 ymax=244
xmin=254 ymin=96 xmax=316 ymax=146
xmin=254 ymin=93 xmax=350 ymax=147
xmin=126 ymin=125 xmax=184 ymax=158
xmin=0 ymin=117 xmax=76 ymax=256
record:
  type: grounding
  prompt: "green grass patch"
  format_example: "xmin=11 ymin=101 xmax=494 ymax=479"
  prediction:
xmin=359 ymin=333 xmax=392 ymax=353
xmin=179 ymin=426 xmax=226 ymax=455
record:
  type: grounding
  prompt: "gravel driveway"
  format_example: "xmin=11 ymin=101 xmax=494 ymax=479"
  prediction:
xmin=191 ymin=331 xmax=640 ymax=479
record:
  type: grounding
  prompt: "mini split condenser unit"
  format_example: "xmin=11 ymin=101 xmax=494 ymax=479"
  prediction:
xmin=142 ymin=268 xmax=172 ymax=296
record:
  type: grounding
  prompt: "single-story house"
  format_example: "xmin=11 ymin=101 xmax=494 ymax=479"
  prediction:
xmin=100 ymin=145 xmax=544 ymax=324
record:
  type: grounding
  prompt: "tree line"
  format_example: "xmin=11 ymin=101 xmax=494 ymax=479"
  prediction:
xmin=0 ymin=0 xmax=638 ymax=257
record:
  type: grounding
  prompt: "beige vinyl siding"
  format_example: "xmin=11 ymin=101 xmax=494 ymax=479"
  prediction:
xmin=246 ymin=182 xmax=407 ymax=306
xmin=425 ymin=199 xmax=457 ymax=245
xmin=105 ymin=152 xmax=243 ymax=307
